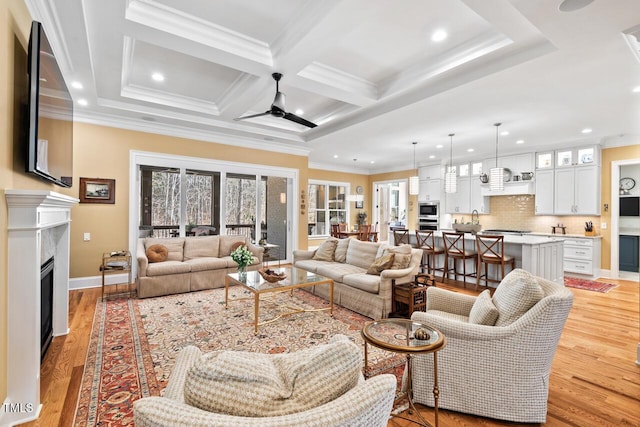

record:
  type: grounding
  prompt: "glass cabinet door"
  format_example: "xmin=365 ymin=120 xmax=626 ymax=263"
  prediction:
xmin=556 ymin=150 xmax=573 ymax=167
xmin=536 ymin=152 xmax=553 ymax=169
xmin=577 ymin=147 xmax=595 ymax=165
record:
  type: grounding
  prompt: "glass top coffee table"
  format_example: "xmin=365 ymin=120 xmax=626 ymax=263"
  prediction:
xmin=362 ymin=318 xmax=446 ymax=427
xmin=225 ymin=267 xmax=333 ymax=334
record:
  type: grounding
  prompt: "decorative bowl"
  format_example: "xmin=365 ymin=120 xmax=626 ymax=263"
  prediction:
xmin=259 ymin=268 xmax=287 ymax=283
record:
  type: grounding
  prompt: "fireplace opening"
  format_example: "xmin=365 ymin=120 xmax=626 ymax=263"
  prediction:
xmin=41 ymin=257 xmax=54 ymax=361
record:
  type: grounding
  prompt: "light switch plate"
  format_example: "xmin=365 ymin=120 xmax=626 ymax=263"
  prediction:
xmin=601 ymin=222 xmax=607 ymax=229
xmin=83 ymin=232 xmax=90 ymax=241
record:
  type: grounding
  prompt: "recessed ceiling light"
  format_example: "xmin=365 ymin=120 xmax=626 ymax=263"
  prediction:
xmin=151 ymin=73 xmax=165 ymax=82
xmin=516 ymin=139 xmax=525 ymax=144
xmin=370 ymin=160 xmax=375 ymax=164
xmin=581 ymin=128 xmax=592 ymax=134
xmin=467 ymin=148 xmax=474 ymax=152
xmin=431 ymin=29 xmax=447 ymax=42
xmin=436 ymin=144 xmax=443 ymax=149
xmin=333 ymin=154 xmax=338 ymax=159
xmin=429 ymin=155 xmax=436 ymax=159
xmin=295 ymin=109 xmax=304 ymax=115
xmin=501 ymin=131 xmax=509 ymax=136
xmin=71 ymin=81 xmax=83 ymax=89
xmin=558 ymin=0 xmax=594 ymax=12
xmin=633 ymin=86 xmax=640 ymax=93
xmin=77 ymin=99 xmax=88 ymax=106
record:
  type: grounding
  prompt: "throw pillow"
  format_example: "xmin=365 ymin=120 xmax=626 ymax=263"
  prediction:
xmin=313 ymin=238 xmax=338 ymax=262
xmin=492 ymin=269 xmax=544 ymax=326
xmin=146 ymin=244 xmax=168 ymax=263
xmin=229 ymin=241 xmax=245 ymax=253
xmin=384 ymin=244 xmax=412 ymax=270
xmin=469 ymin=289 xmax=499 ymax=325
xmin=366 ymin=253 xmax=395 ymax=275
xmin=183 ymin=335 xmax=361 ymax=417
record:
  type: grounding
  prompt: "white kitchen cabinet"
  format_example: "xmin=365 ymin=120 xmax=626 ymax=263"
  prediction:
xmin=556 ymin=145 xmax=599 ymax=168
xmin=563 ymin=237 xmax=601 ymax=278
xmin=554 ymin=165 xmax=600 ymax=215
xmin=470 ymin=177 xmax=490 ymax=213
xmin=418 ymin=164 xmax=442 ymax=180
xmin=498 ymin=152 xmax=535 ymax=176
xmin=445 ymin=177 xmax=471 ymax=214
xmin=536 ymin=151 xmax=554 ymax=169
xmin=418 ymin=178 xmax=442 ymax=202
xmin=535 ymin=169 xmax=554 ymax=215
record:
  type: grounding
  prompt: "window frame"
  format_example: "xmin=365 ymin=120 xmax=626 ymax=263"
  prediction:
xmin=308 ymin=180 xmax=350 ymax=238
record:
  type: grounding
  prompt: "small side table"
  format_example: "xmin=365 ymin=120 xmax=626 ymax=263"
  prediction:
xmin=392 ymin=275 xmax=434 ymax=317
xmin=101 ymin=251 xmax=133 ymax=300
xmin=362 ymin=319 xmax=446 ymax=427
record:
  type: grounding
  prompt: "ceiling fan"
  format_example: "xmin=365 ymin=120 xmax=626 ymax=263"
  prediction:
xmin=234 ymin=73 xmax=317 ymax=128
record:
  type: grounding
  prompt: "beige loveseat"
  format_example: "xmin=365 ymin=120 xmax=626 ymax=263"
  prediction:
xmin=136 ymin=235 xmax=263 ymax=298
xmin=293 ymin=238 xmax=422 ymax=319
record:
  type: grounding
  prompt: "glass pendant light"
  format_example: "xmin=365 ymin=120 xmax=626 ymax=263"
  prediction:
xmin=445 ymin=133 xmax=457 ymax=193
xmin=409 ymin=141 xmax=419 ymax=195
xmin=489 ymin=123 xmax=504 ymax=191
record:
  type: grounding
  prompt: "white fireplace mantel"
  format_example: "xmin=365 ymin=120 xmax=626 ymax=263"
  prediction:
xmin=3 ymin=190 xmax=78 ymax=426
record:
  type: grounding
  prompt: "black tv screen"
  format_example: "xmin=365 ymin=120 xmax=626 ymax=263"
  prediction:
xmin=26 ymin=20 xmax=73 ymax=188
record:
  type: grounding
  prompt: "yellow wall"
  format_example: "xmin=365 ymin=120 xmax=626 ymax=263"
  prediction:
xmin=64 ymin=123 xmax=309 ymax=277
xmin=600 ymin=144 xmax=640 ymax=269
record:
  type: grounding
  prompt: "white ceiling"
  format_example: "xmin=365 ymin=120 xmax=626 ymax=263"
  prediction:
xmin=26 ymin=0 xmax=640 ymax=173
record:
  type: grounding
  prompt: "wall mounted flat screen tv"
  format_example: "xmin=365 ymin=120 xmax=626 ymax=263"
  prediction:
xmin=26 ymin=20 xmax=73 ymax=187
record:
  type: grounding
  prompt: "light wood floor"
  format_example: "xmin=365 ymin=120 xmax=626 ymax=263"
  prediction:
xmin=21 ymin=277 xmax=640 ymax=427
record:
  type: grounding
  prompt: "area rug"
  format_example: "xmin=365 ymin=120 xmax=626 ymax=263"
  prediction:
xmin=74 ymin=288 xmax=404 ymax=427
xmin=564 ymin=276 xmax=618 ymax=293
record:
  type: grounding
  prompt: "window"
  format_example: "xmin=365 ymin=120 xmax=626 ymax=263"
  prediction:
xmin=308 ymin=181 xmax=348 ymax=236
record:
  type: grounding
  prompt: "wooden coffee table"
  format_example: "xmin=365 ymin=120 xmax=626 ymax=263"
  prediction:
xmin=225 ymin=267 xmax=333 ymax=334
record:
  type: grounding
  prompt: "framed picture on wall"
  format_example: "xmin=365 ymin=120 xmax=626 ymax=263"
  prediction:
xmin=79 ymin=178 xmax=115 ymax=204
xmin=355 ymin=200 xmax=363 ymax=209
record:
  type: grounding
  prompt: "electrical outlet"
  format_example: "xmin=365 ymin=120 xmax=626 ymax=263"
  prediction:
xmin=601 ymin=222 xmax=607 ymax=229
xmin=83 ymin=232 xmax=91 ymax=241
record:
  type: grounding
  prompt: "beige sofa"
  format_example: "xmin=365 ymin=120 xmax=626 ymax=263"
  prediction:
xmin=136 ymin=235 xmax=263 ymax=298
xmin=293 ymin=238 xmax=422 ymax=319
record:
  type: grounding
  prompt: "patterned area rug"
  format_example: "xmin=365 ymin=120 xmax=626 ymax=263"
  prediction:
xmin=564 ymin=276 xmax=618 ymax=293
xmin=74 ymin=287 xmax=404 ymax=426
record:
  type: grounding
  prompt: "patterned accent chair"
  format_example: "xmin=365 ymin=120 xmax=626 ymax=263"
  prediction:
xmin=134 ymin=335 xmax=397 ymax=427
xmin=408 ymin=269 xmax=573 ymax=423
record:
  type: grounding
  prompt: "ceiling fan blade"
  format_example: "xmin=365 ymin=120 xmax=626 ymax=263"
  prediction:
xmin=234 ymin=111 xmax=271 ymax=121
xmin=283 ymin=112 xmax=317 ymax=128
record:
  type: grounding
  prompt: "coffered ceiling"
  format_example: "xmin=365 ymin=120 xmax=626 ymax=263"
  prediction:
xmin=26 ymin=0 xmax=640 ymax=173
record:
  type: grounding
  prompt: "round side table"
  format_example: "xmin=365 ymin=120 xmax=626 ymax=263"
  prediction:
xmin=362 ymin=318 xmax=446 ymax=427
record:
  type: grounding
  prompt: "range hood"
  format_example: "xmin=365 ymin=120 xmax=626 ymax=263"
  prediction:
xmin=481 ymin=180 xmax=535 ymax=196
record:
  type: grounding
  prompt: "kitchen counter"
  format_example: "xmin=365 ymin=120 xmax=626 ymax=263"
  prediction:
xmin=530 ymin=232 xmax=603 ymax=239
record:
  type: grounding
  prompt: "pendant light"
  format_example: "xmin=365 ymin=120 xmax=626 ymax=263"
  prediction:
xmin=409 ymin=141 xmax=419 ymax=195
xmin=445 ymin=133 xmax=457 ymax=193
xmin=489 ymin=123 xmax=504 ymax=191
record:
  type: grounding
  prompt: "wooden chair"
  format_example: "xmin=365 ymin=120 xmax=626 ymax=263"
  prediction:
xmin=441 ymin=231 xmax=477 ymax=287
xmin=330 ymin=224 xmax=348 ymax=238
xmin=357 ymin=224 xmax=372 ymax=241
xmin=393 ymin=228 xmax=410 ymax=246
xmin=415 ymin=230 xmax=445 ymax=276
xmin=476 ymin=234 xmax=515 ymax=290
xmin=369 ymin=222 xmax=379 ymax=242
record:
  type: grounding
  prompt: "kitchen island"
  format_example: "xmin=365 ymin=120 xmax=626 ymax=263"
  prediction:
xmin=401 ymin=230 xmax=565 ymax=285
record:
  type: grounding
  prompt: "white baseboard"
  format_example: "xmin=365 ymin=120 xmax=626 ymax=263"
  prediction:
xmin=69 ymin=273 xmax=130 ymax=290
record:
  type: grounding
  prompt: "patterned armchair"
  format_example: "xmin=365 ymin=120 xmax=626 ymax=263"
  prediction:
xmin=409 ymin=269 xmax=573 ymax=423
xmin=134 ymin=335 xmax=397 ymax=427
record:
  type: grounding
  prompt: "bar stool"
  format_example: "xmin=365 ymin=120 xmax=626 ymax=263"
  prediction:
xmin=441 ymin=231 xmax=477 ymax=287
xmin=476 ymin=234 xmax=515 ymax=291
xmin=393 ymin=228 xmax=410 ymax=246
xmin=415 ymin=230 xmax=445 ymax=276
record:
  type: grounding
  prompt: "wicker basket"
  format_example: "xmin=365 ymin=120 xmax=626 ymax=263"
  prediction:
xmin=258 ymin=268 xmax=287 ymax=283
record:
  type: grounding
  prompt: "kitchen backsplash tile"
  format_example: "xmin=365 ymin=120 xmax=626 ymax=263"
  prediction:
xmin=476 ymin=195 xmax=601 ymax=235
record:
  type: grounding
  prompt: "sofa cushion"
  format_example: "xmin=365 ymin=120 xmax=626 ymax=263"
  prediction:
xmin=384 ymin=244 xmax=412 ymax=270
xmin=146 ymin=260 xmax=191 ymax=277
xmin=219 ymin=236 xmax=248 ymax=257
xmin=145 ymin=238 xmax=185 ymax=261
xmin=316 ymin=263 xmax=365 ymax=282
xmin=346 ymin=239 xmax=382 ymax=269
xmin=366 ymin=253 xmax=395 ymax=275
xmin=293 ymin=259 xmax=330 ymax=273
xmin=220 ymin=255 xmax=259 ymax=268
xmin=334 ymin=238 xmax=350 ymax=263
xmin=313 ymin=238 xmax=338 ymax=261
xmin=146 ymin=244 xmax=168 ymax=263
xmin=342 ymin=273 xmax=381 ymax=293
xmin=183 ymin=335 xmax=361 ymax=417
xmin=184 ymin=236 xmax=219 ymax=260
xmin=469 ymin=289 xmax=499 ymax=325
xmin=492 ymin=269 xmax=544 ymax=326
xmin=184 ymin=257 xmax=228 ymax=272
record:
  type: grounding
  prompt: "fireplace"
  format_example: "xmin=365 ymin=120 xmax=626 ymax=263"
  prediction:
xmin=41 ymin=257 xmax=54 ymax=361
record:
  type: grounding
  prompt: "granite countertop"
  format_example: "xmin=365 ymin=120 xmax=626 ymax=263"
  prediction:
xmin=436 ymin=230 xmax=563 ymax=245
xmin=529 ymin=232 xmax=603 ymax=239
